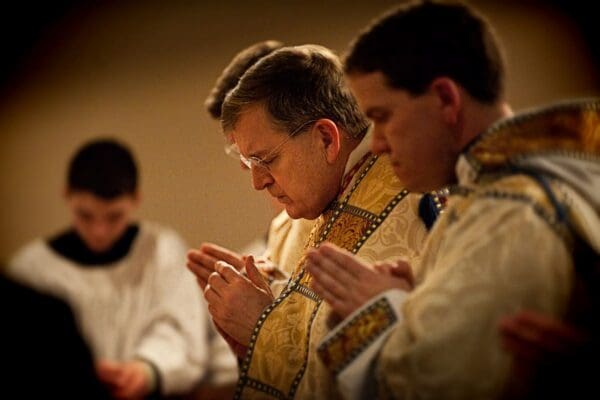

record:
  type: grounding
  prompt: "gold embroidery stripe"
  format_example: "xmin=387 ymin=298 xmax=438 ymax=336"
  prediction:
xmin=244 ymin=377 xmax=286 ymax=399
xmin=318 ymin=297 xmax=397 ymax=374
xmin=294 ymin=283 xmax=320 ymax=302
xmin=234 ymin=276 xmax=303 ymax=399
xmin=342 ymin=204 xmax=378 ymax=221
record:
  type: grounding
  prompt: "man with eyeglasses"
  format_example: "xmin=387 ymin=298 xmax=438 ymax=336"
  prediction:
xmin=187 ymin=40 xmax=318 ymax=398
xmin=195 ymin=40 xmax=316 ymax=294
xmin=187 ymin=44 xmax=429 ymax=399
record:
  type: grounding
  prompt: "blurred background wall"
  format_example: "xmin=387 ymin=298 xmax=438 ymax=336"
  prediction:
xmin=0 ymin=0 xmax=598 ymax=262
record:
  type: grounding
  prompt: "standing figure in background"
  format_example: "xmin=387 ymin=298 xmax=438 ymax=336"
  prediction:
xmin=6 ymin=138 xmax=210 ymax=399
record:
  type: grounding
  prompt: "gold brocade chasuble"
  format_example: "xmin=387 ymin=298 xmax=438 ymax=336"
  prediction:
xmin=235 ymin=154 xmax=428 ymax=400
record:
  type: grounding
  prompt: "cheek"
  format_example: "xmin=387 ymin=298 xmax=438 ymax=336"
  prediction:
xmin=72 ymin=218 xmax=91 ymax=233
xmin=111 ymin=216 xmax=131 ymax=233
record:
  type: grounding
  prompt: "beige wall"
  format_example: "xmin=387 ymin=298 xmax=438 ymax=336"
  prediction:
xmin=0 ymin=0 xmax=598 ymax=261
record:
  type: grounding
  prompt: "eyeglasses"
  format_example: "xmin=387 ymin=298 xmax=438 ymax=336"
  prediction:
xmin=224 ymin=119 xmax=318 ymax=171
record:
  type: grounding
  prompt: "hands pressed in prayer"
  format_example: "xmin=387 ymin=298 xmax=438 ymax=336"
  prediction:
xmin=96 ymin=360 xmax=152 ymax=400
xmin=187 ymin=243 xmax=245 ymax=290
xmin=305 ymin=242 xmax=414 ymax=320
xmin=499 ymin=310 xmax=589 ymax=362
xmin=203 ymin=256 xmax=275 ymax=356
xmin=187 ymin=242 xmax=279 ymax=290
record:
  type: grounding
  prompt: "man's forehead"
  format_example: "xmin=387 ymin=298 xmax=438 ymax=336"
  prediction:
xmin=348 ymin=71 xmax=407 ymax=112
xmin=348 ymin=71 xmax=389 ymax=98
xmin=230 ymin=105 xmax=283 ymax=155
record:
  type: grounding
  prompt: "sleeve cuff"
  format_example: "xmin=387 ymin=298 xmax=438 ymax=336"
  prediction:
xmin=317 ymin=289 xmax=407 ymax=400
xmin=136 ymin=357 xmax=162 ymax=397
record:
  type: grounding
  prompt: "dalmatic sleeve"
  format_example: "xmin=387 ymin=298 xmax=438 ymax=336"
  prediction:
xmin=318 ymin=289 xmax=408 ymax=400
xmin=320 ymin=198 xmax=575 ymax=399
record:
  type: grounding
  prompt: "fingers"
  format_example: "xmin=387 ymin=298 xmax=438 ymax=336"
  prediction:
xmin=507 ymin=311 xmax=586 ymax=354
xmin=114 ymin=362 xmax=148 ymax=400
xmin=214 ymin=261 xmax=243 ymax=283
xmin=499 ymin=313 xmax=583 ymax=361
xmin=305 ymin=246 xmax=362 ymax=288
xmin=390 ymin=259 xmax=414 ymax=287
xmin=311 ymin=278 xmax=353 ymax=318
xmin=205 ymin=261 xmax=253 ymax=300
xmin=200 ymin=243 xmax=245 ymax=270
xmin=373 ymin=262 xmax=394 ymax=274
xmin=187 ymin=243 xmax=246 ymax=290
xmin=499 ymin=324 xmax=541 ymax=361
xmin=187 ymin=264 xmax=211 ymax=290
xmin=306 ymin=256 xmax=350 ymax=302
xmin=187 ymin=248 xmax=219 ymax=270
xmin=187 ymin=249 xmax=219 ymax=290
xmin=96 ymin=360 xmax=122 ymax=382
xmin=245 ymin=256 xmax=272 ymax=294
xmin=317 ymin=242 xmax=372 ymax=279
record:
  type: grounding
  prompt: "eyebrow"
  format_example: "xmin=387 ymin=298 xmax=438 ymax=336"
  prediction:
xmin=365 ymin=107 xmax=388 ymax=119
xmin=235 ymin=139 xmax=266 ymax=159
xmin=247 ymin=139 xmax=283 ymax=159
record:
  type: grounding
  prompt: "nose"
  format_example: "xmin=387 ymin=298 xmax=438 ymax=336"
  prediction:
xmin=90 ymin=221 xmax=110 ymax=240
xmin=251 ymin=166 xmax=274 ymax=191
xmin=370 ymin=127 xmax=390 ymax=155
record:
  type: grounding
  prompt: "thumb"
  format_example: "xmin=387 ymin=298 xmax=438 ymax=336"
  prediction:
xmin=390 ymin=259 xmax=414 ymax=287
xmin=245 ymin=255 xmax=272 ymax=294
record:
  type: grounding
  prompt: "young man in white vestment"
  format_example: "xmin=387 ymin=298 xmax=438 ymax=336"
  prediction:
xmin=6 ymin=138 xmax=235 ymax=399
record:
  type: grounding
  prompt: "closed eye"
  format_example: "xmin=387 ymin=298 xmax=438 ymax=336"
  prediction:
xmin=366 ymin=109 xmax=390 ymax=124
xmin=248 ymin=155 xmax=272 ymax=169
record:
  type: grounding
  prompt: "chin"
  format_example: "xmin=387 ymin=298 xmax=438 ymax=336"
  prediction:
xmin=285 ymin=205 xmax=315 ymax=220
xmin=288 ymin=206 xmax=324 ymax=220
xmin=87 ymin=242 xmax=112 ymax=253
xmin=284 ymin=206 xmax=302 ymax=220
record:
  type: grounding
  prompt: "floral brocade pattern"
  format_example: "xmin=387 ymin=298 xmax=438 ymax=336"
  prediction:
xmin=320 ymin=213 xmax=372 ymax=252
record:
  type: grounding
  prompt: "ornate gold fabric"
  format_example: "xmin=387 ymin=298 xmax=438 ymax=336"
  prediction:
xmin=466 ymin=100 xmax=600 ymax=173
xmin=318 ymin=297 xmax=397 ymax=375
xmin=326 ymin=99 xmax=600 ymax=399
xmin=235 ymin=154 xmax=427 ymax=399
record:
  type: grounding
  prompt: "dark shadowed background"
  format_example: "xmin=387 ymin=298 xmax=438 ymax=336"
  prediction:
xmin=0 ymin=0 xmax=598 ymax=261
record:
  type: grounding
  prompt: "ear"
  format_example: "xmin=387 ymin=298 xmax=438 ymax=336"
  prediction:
xmin=313 ymin=119 xmax=341 ymax=164
xmin=429 ymin=77 xmax=462 ymax=127
xmin=131 ymin=191 xmax=142 ymax=207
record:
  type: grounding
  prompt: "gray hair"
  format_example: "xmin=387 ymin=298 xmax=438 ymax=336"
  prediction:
xmin=221 ymin=45 xmax=369 ymax=139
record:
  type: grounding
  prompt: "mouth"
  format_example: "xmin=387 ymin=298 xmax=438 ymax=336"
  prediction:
xmin=270 ymin=193 xmax=289 ymax=203
xmin=276 ymin=195 xmax=290 ymax=204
